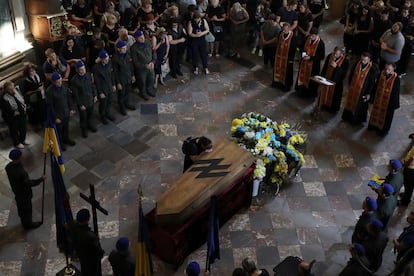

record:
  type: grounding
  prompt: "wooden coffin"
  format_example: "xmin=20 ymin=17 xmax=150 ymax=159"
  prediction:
xmin=156 ymin=138 xmax=255 ymax=225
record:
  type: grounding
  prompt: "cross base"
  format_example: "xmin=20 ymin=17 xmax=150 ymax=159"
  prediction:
xmin=56 ymin=264 xmax=81 ymax=276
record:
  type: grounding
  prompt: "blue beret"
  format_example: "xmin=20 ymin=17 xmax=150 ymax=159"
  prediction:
xmin=74 ymin=60 xmax=85 ymax=69
xmin=9 ymin=149 xmax=22 ymax=161
xmin=353 ymin=243 xmax=366 ymax=256
xmin=51 ymin=72 xmax=62 ymax=81
xmin=390 ymin=159 xmax=403 ymax=170
xmin=383 ymin=183 xmax=394 ymax=195
xmin=365 ymin=196 xmax=377 ymax=211
xmin=116 ymin=40 xmax=127 ymax=48
xmin=186 ymin=261 xmax=200 ymax=276
xmin=76 ymin=208 xmax=90 ymax=223
xmin=99 ymin=50 xmax=109 ymax=59
xmin=133 ymin=30 xmax=143 ymax=38
xmin=116 ymin=237 xmax=129 ymax=251
xmin=369 ymin=218 xmax=384 ymax=231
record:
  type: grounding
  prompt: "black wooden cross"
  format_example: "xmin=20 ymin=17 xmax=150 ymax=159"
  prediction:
xmin=80 ymin=184 xmax=108 ymax=238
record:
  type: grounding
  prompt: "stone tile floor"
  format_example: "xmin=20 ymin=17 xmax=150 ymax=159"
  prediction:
xmin=1 ymin=20 xmax=414 ymax=275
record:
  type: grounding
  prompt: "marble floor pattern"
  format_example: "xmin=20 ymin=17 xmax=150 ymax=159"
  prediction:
xmin=1 ymin=20 xmax=414 ymax=275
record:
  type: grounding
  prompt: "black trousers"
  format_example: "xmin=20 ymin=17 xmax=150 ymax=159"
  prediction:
xmin=80 ymin=257 xmax=102 ymax=276
xmin=117 ymin=82 xmax=132 ymax=111
xmin=7 ymin=114 xmax=26 ymax=146
xmin=78 ymin=105 xmax=95 ymax=131
xmin=98 ymin=93 xmax=113 ymax=118
xmin=401 ymin=167 xmax=414 ymax=205
xmin=15 ymin=197 xmax=33 ymax=229
xmin=169 ymin=46 xmax=183 ymax=76
xmin=191 ymin=38 xmax=208 ymax=69
xmin=263 ymin=46 xmax=276 ymax=67
xmin=56 ymin=117 xmax=70 ymax=143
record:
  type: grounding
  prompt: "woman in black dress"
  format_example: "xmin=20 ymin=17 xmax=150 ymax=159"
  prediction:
xmin=353 ymin=5 xmax=374 ymax=56
xmin=22 ymin=63 xmax=46 ymax=128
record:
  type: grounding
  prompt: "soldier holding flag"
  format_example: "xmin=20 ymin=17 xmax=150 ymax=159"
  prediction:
xmin=5 ymin=149 xmax=45 ymax=230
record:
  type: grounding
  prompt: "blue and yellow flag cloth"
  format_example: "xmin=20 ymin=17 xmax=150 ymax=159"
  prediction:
xmin=43 ymin=105 xmax=65 ymax=173
xmin=136 ymin=187 xmax=153 ymax=276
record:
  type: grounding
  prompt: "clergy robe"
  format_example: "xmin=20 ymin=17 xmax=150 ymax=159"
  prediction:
xmin=320 ymin=52 xmax=349 ymax=112
xmin=368 ymin=70 xmax=400 ymax=135
xmin=342 ymin=61 xmax=378 ymax=125
xmin=295 ymin=36 xmax=325 ymax=97
xmin=272 ymin=31 xmax=297 ymax=92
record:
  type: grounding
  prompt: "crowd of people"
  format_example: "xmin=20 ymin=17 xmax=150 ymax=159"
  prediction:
xmin=339 ymin=150 xmax=414 ymax=275
xmin=1 ymin=0 xmax=412 ymax=150
xmin=2 ymin=0 xmax=414 ymax=275
xmin=270 ymin=0 xmax=410 ymax=136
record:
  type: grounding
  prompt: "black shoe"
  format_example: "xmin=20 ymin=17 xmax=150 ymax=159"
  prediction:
xmin=101 ymin=118 xmax=108 ymax=125
xmin=120 ymin=109 xmax=127 ymax=116
xmin=398 ymin=200 xmax=409 ymax=207
xmin=126 ymin=104 xmax=136 ymax=110
xmin=25 ymin=221 xmax=42 ymax=230
xmin=82 ymin=129 xmax=88 ymax=138
xmin=62 ymin=145 xmax=67 ymax=151
xmin=88 ymin=126 xmax=97 ymax=132
xmin=65 ymin=139 xmax=76 ymax=146
xmin=139 ymin=93 xmax=149 ymax=101
xmin=107 ymin=115 xmax=115 ymax=121
xmin=177 ymin=71 xmax=183 ymax=76
xmin=147 ymin=92 xmax=156 ymax=97
xmin=170 ymin=74 xmax=177 ymax=79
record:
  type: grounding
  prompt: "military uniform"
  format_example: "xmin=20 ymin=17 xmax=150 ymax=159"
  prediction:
xmin=352 ymin=211 xmax=376 ymax=243
xmin=385 ymin=171 xmax=404 ymax=200
xmin=46 ymin=82 xmax=74 ymax=148
xmin=70 ymin=72 xmax=97 ymax=137
xmin=5 ymin=161 xmax=43 ymax=229
xmin=108 ymin=249 xmax=135 ymax=276
xmin=376 ymin=195 xmax=397 ymax=228
xmin=111 ymin=51 xmax=135 ymax=114
xmin=361 ymin=230 xmax=388 ymax=271
xmin=130 ymin=40 xmax=157 ymax=99
xmin=68 ymin=222 xmax=104 ymax=276
xmin=93 ymin=61 xmax=115 ymax=123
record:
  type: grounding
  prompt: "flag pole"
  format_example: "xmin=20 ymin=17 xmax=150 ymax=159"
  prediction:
xmin=41 ymin=150 xmax=47 ymax=224
xmin=205 ymin=198 xmax=211 ymax=273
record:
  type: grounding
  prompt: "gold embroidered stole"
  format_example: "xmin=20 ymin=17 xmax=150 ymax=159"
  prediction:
xmin=369 ymin=72 xmax=397 ymax=128
xmin=344 ymin=61 xmax=372 ymax=113
xmin=274 ymin=31 xmax=293 ymax=85
xmin=320 ymin=54 xmax=345 ymax=107
xmin=298 ymin=36 xmax=320 ymax=88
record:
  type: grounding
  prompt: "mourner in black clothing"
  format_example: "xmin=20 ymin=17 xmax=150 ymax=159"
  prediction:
xmin=22 ymin=63 xmax=46 ymax=127
xmin=183 ymin=136 xmax=213 ymax=172
xmin=1 ymin=81 xmax=28 ymax=149
xmin=5 ymin=149 xmax=45 ymax=230
xmin=68 ymin=208 xmax=105 ymax=276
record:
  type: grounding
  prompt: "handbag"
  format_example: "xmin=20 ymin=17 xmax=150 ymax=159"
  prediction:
xmin=161 ymin=58 xmax=170 ymax=78
xmin=212 ymin=22 xmax=223 ymax=33
xmin=205 ymin=32 xmax=215 ymax=43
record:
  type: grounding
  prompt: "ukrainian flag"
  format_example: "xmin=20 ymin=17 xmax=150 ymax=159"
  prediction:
xmin=135 ymin=186 xmax=153 ymax=276
xmin=43 ymin=105 xmax=65 ymax=173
